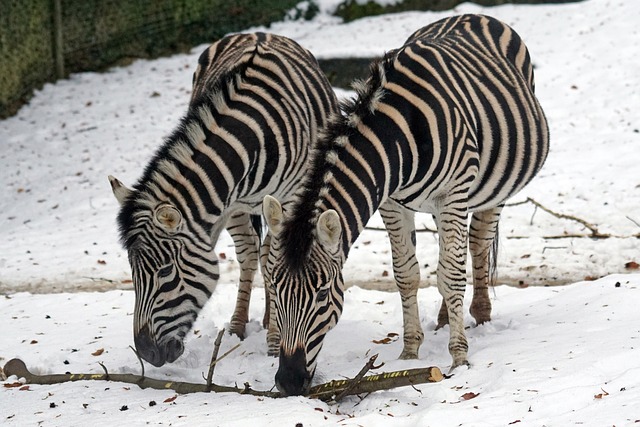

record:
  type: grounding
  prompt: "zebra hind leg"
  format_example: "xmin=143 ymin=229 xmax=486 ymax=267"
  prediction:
xmin=226 ymin=212 xmax=260 ymax=340
xmin=260 ymin=232 xmax=280 ymax=357
xmin=379 ymin=200 xmax=424 ymax=360
xmin=468 ymin=205 xmax=503 ymax=325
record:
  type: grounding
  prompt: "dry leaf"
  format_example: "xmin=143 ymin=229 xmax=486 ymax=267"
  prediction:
xmin=4 ymin=382 xmax=24 ymax=388
xmin=30 ymin=340 xmax=38 ymax=344
xmin=373 ymin=332 xmax=399 ymax=345
xmin=460 ymin=392 xmax=480 ymax=400
xmin=164 ymin=395 xmax=177 ymax=403
xmin=19 ymin=385 xmax=30 ymax=391
xmin=381 ymin=270 xmax=389 ymax=277
xmin=594 ymin=388 xmax=609 ymax=399
xmin=625 ymin=261 xmax=639 ymax=270
xmin=509 ymin=421 xmax=521 ymax=425
xmin=219 ymin=252 xmax=226 ymax=260
xmin=91 ymin=348 xmax=104 ymax=356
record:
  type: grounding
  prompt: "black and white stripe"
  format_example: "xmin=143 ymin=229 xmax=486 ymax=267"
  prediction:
xmin=109 ymin=32 xmax=338 ymax=367
xmin=263 ymin=14 xmax=549 ymax=396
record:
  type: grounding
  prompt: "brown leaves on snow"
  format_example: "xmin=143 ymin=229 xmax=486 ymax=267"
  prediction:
xmin=372 ymin=332 xmax=399 ymax=345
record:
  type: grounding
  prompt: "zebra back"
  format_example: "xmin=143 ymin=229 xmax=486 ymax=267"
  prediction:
xmin=405 ymin=14 xmax=536 ymax=90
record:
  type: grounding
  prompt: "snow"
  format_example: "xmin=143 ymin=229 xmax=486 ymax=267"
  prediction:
xmin=1 ymin=0 xmax=639 ymax=425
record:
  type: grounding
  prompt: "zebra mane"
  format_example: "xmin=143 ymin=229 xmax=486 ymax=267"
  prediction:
xmin=116 ymin=62 xmax=253 ymax=250
xmin=280 ymin=55 xmax=391 ymax=270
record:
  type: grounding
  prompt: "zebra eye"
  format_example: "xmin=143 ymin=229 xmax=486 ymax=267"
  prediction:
xmin=157 ymin=265 xmax=173 ymax=278
xmin=316 ymin=287 xmax=329 ymax=302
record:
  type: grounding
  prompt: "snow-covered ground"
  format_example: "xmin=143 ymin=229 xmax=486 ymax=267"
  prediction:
xmin=1 ymin=0 xmax=639 ymax=425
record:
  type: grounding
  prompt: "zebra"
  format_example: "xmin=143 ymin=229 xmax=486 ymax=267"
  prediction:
xmin=108 ymin=32 xmax=338 ymax=367
xmin=262 ymin=14 xmax=549 ymax=396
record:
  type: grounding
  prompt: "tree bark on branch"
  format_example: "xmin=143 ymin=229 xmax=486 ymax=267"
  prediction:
xmin=3 ymin=357 xmax=443 ymax=402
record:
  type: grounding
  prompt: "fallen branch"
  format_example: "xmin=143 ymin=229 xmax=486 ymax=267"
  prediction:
xmin=365 ymin=198 xmax=639 ymax=240
xmin=333 ymin=354 xmax=381 ymax=402
xmin=523 ymin=197 xmax=609 ymax=238
xmin=3 ymin=357 xmax=443 ymax=402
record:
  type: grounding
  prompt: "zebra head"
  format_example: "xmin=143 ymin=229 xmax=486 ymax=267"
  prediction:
xmin=109 ymin=176 xmax=218 ymax=367
xmin=263 ymin=195 xmax=345 ymax=396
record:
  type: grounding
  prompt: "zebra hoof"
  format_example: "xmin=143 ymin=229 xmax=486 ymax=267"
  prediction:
xmin=470 ymin=306 xmax=492 ymax=325
xmin=474 ymin=317 xmax=491 ymax=326
xmin=435 ymin=320 xmax=449 ymax=330
xmin=449 ymin=359 xmax=470 ymax=374
xmin=398 ymin=350 xmax=419 ymax=360
xmin=228 ymin=325 xmax=247 ymax=341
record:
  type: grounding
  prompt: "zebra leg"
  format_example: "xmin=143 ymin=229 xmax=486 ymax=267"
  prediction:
xmin=226 ymin=211 xmax=260 ymax=340
xmin=260 ymin=232 xmax=280 ymax=356
xmin=434 ymin=213 xmax=451 ymax=330
xmin=468 ymin=205 xmax=503 ymax=325
xmin=434 ymin=207 xmax=469 ymax=368
xmin=379 ymin=200 xmax=424 ymax=360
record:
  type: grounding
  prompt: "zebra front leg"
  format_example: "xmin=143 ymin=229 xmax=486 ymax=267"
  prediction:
xmin=468 ymin=205 xmax=503 ymax=325
xmin=260 ymin=232 xmax=280 ymax=356
xmin=226 ymin=212 xmax=260 ymax=340
xmin=379 ymin=200 xmax=424 ymax=360
xmin=434 ymin=208 xmax=469 ymax=368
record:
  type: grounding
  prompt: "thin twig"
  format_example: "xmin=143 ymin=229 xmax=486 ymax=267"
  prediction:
xmin=334 ymin=354 xmax=380 ymax=402
xmin=524 ymin=197 xmax=607 ymax=237
xmin=98 ymin=362 xmax=109 ymax=379
xmin=129 ymin=345 xmax=145 ymax=378
xmin=207 ymin=329 xmax=225 ymax=389
xmin=212 ymin=344 xmax=242 ymax=368
xmin=82 ymin=276 xmax=119 ymax=284
xmin=627 ymin=215 xmax=640 ymax=230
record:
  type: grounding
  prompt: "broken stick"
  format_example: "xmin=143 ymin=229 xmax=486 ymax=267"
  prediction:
xmin=3 ymin=358 xmax=443 ymax=402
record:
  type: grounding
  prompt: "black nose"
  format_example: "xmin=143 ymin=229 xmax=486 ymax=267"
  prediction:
xmin=134 ymin=328 xmax=185 ymax=367
xmin=275 ymin=346 xmax=312 ymax=396
xmin=164 ymin=337 xmax=184 ymax=363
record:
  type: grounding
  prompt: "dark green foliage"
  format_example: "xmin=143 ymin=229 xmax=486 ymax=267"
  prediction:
xmin=335 ymin=0 xmax=585 ymax=22
xmin=0 ymin=0 xmax=55 ymax=119
xmin=0 ymin=0 xmax=298 ymax=118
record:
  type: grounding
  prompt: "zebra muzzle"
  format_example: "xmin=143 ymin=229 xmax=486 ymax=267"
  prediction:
xmin=134 ymin=326 xmax=184 ymax=367
xmin=275 ymin=346 xmax=312 ymax=396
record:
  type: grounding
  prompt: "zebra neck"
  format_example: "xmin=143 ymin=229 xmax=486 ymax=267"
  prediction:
xmin=139 ymin=106 xmax=265 ymax=237
xmin=317 ymin=131 xmax=401 ymax=257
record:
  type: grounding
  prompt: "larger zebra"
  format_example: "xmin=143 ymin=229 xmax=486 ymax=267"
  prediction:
xmin=262 ymin=14 xmax=549 ymax=396
xmin=108 ymin=33 xmax=338 ymax=367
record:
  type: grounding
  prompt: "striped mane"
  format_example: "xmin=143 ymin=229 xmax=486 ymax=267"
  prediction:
xmin=280 ymin=55 xmax=392 ymax=270
xmin=116 ymin=61 xmax=253 ymax=250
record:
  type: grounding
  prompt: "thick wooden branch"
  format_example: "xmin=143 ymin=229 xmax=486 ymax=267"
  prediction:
xmin=3 ymin=358 xmax=443 ymax=402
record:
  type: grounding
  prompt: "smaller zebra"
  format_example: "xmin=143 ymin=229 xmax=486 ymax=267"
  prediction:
xmin=263 ymin=14 xmax=549 ymax=396
xmin=109 ymin=32 xmax=337 ymax=367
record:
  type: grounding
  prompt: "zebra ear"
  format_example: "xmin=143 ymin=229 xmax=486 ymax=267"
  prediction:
xmin=316 ymin=210 xmax=341 ymax=251
xmin=108 ymin=175 xmax=132 ymax=206
xmin=262 ymin=195 xmax=283 ymax=235
xmin=154 ymin=204 xmax=182 ymax=232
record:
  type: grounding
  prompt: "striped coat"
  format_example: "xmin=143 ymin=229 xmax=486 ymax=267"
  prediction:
xmin=263 ymin=14 xmax=549 ymax=395
xmin=109 ymin=32 xmax=338 ymax=367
